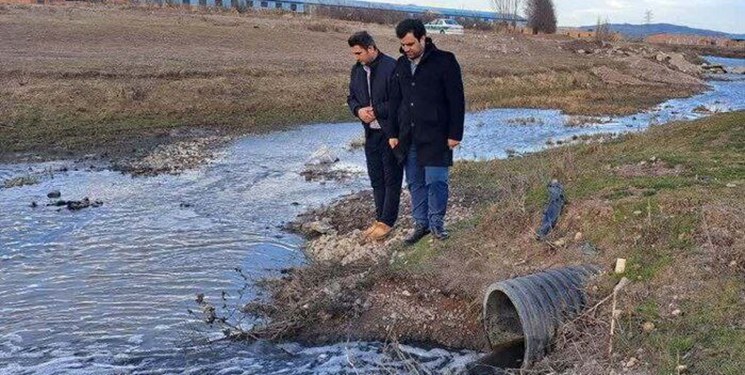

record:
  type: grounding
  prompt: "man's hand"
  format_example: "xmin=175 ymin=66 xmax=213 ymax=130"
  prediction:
xmin=389 ymin=138 xmax=399 ymax=149
xmin=358 ymin=107 xmax=376 ymax=124
xmin=447 ymin=139 xmax=461 ymax=150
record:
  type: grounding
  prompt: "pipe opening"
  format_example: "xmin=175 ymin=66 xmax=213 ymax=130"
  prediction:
xmin=480 ymin=266 xmax=599 ymax=371
xmin=482 ymin=290 xmax=525 ymax=369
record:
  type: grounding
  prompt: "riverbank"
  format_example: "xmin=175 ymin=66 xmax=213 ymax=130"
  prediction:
xmin=0 ymin=3 xmax=709 ymax=167
xmin=244 ymin=111 xmax=745 ymax=374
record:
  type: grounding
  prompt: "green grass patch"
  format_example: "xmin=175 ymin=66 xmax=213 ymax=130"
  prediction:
xmin=390 ymin=240 xmax=440 ymax=273
xmin=624 ymin=278 xmax=745 ymax=374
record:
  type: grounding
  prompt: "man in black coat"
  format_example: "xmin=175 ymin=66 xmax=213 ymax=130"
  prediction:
xmin=347 ymin=31 xmax=404 ymax=242
xmin=386 ymin=19 xmax=465 ymax=244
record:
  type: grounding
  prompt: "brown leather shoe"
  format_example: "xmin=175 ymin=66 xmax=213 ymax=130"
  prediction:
xmin=368 ymin=223 xmax=392 ymax=242
xmin=362 ymin=221 xmax=380 ymax=239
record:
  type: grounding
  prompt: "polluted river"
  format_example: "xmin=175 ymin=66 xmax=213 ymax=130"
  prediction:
xmin=1 ymin=59 xmax=743 ymax=374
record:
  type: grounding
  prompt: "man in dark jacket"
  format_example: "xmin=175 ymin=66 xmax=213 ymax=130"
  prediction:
xmin=386 ymin=19 xmax=465 ymax=244
xmin=347 ymin=31 xmax=404 ymax=242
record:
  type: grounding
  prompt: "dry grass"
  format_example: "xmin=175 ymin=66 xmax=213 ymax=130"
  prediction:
xmin=0 ymin=3 xmax=702 ymax=162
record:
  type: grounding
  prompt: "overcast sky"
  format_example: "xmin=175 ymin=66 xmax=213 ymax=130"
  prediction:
xmin=369 ymin=0 xmax=744 ymax=34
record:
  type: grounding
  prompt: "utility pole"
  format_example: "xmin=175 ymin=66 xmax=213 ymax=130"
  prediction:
xmin=644 ymin=9 xmax=653 ymax=25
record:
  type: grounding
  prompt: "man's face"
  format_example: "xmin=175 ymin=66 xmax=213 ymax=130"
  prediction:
xmin=350 ymin=45 xmax=376 ymax=65
xmin=400 ymin=32 xmax=425 ymax=60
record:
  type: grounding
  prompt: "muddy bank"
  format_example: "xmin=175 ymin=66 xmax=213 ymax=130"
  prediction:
xmin=253 ymin=177 xmax=588 ymax=352
xmin=241 ymin=175 xmax=601 ymax=352
xmin=663 ymin=44 xmax=745 ymax=60
xmin=252 ymin=187 xmax=488 ymax=350
xmin=287 ymin=189 xmax=473 ymax=265
xmin=111 ymin=133 xmax=232 ymax=176
xmin=1 ymin=129 xmax=231 ymax=180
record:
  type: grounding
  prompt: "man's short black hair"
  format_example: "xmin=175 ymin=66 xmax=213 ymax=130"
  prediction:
xmin=348 ymin=31 xmax=376 ymax=49
xmin=396 ymin=18 xmax=426 ymax=39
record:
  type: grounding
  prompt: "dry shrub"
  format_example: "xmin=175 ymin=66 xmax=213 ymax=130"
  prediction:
xmin=124 ymin=82 xmax=153 ymax=102
xmin=305 ymin=21 xmax=346 ymax=33
xmin=345 ymin=135 xmax=365 ymax=151
xmin=306 ymin=22 xmax=328 ymax=32
xmin=565 ymin=115 xmax=611 ymax=127
xmin=540 ymin=303 xmax=614 ymax=373
xmin=207 ymin=17 xmax=242 ymax=27
xmin=538 ymin=275 xmax=650 ymax=374
xmin=562 ymin=39 xmax=604 ymax=53
xmin=466 ymin=20 xmax=495 ymax=31
xmin=696 ymin=202 xmax=745 ymax=272
xmin=613 ymin=161 xmax=684 ymax=178
xmin=315 ymin=5 xmax=403 ymax=25
xmin=479 ymin=195 xmax=532 ymax=243
xmin=239 ymin=261 xmax=376 ymax=341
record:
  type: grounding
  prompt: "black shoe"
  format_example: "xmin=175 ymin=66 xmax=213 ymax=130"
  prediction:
xmin=404 ymin=225 xmax=430 ymax=245
xmin=431 ymin=227 xmax=449 ymax=241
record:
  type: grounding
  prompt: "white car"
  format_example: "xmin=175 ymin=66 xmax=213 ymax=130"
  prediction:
xmin=425 ymin=19 xmax=464 ymax=35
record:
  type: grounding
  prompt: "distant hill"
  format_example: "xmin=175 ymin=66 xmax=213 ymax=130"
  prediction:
xmin=577 ymin=23 xmax=745 ymax=40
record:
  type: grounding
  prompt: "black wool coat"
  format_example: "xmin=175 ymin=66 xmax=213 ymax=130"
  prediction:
xmin=346 ymin=52 xmax=398 ymax=138
xmin=385 ymin=38 xmax=465 ymax=167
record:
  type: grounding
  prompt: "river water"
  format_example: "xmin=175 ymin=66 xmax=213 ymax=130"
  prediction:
xmin=1 ymin=61 xmax=743 ymax=374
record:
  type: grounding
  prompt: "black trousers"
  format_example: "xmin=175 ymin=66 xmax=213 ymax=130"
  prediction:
xmin=365 ymin=129 xmax=404 ymax=227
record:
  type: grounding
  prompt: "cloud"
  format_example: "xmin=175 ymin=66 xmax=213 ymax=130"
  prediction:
xmin=606 ymin=0 xmax=628 ymax=9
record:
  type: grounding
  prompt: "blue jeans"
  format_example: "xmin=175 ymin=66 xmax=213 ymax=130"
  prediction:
xmin=405 ymin=144 xmax=449 ymax=231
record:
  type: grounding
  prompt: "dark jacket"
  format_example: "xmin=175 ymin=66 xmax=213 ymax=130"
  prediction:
xmin=347 ymin=52 xmax=397 ymax=138
xmin=386 ymin=38 xmax=465 ymax=167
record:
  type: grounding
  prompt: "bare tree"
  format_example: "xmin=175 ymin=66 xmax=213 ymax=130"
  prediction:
xmin=491 ymin=0 xmax=510 ymax=28
xmin=491 ymin=0 xmax=509 ymax=16
xmin=512 ymin=0 xmax=522 ymax=27
xmin=491 ymin=0 xmax=522 ymax=28
xmin=525 ymin=0 xmax=557 ymax=34
xmin=595 ymin=17 xmax=612 ymax=42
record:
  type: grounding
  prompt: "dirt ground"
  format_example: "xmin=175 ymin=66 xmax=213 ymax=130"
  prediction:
xmin=0 ymin=3 xmax=706 ymax=167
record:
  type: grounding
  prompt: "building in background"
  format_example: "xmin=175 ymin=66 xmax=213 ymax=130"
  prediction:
xmin=160 ymin=0 xmax=526 ymax=27
xmin=0 ymin=0 xmax=527 ymax=28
